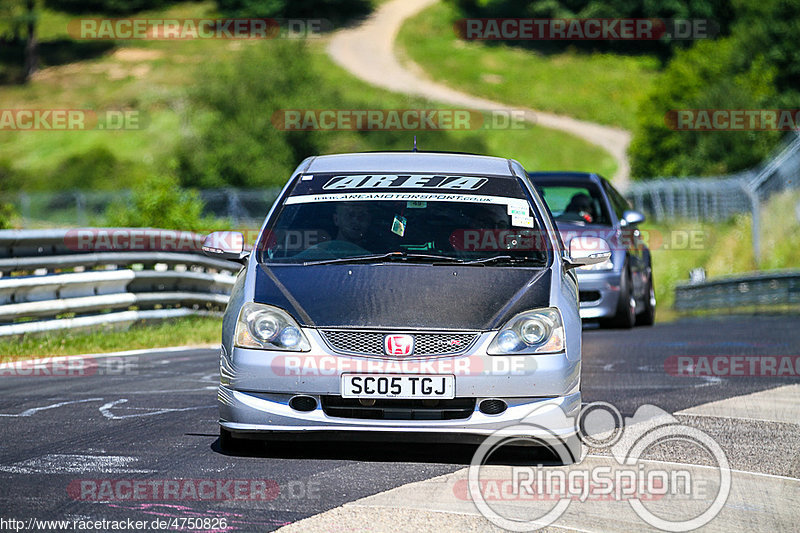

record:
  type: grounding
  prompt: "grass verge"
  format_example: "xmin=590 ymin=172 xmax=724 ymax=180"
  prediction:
xmin=0 ymin=315 xmax=221 ymax=362
xmin=396 ymin=2 xmax=659 ymax=131
xmin=646 ymin=191 xmax=800 ymax=311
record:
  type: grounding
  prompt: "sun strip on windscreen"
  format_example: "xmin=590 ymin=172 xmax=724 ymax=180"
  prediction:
xmin=283 ymin=192 xmax=530 ymax=213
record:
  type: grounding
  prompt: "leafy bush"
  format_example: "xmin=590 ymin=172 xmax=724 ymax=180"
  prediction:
xmin=50 ymin=145 xmax=142 ymax=191
xmin=0 ymin=203 xmax=14 ymax=229
xmin=0 ymin=160 xmax=18 ymax=229
xmin=105 ymin=175 xmax=217 ymax=231
xmin=175 ymin=41 xmax=334 ymax=189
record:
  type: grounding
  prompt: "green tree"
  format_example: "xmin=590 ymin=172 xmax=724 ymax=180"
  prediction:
xmin=0 ymin=0 xmax=38 ymax=82
xmin=176 ymin=41 xmax=330 ymax=189
xmin=629 ymin=0 xmax=800 ymax=178
xmin=448 ymin=0 xmax=735 ymax=58
xmin=629 ymin=38 xmax=780 ymax=177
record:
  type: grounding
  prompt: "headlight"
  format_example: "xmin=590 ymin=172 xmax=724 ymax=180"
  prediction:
xmin=234 ymin=303 xmax=311 ymax=351
xmin=488 ymin=308 xmax=564 ymax=355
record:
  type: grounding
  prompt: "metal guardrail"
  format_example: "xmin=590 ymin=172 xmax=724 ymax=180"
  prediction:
xmin=0 ymin=229 xmax=240 ymax=337
xmin=674 ymin=270 xmax=800 ymax=312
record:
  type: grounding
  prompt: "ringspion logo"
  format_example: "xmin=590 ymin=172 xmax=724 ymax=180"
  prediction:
xmin=468 ymin=402 xmax=730 ymax=531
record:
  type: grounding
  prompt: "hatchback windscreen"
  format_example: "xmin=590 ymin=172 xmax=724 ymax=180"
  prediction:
xmin=258 ymin=173 xmax=550 ymax=266
xmin=538 ymin=183 xmax=611 ymax=226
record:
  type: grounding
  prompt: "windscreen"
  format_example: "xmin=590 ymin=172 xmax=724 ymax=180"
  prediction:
xmin=258 ymin=173 xmax=550 ymax=265
xmin=537 ymin=182 xmax=612 ymax=226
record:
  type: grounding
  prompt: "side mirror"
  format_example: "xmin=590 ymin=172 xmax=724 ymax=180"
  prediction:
xmin=565 ymin=236 xmax=612 ymax=270
xmin=202 ymin=231 xmax=248 ymax=264
xmin=620 ymin=210 xmax=645 ymax=227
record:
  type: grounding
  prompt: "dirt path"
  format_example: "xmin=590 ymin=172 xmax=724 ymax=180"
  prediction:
xmin=328 ymin=0 xmax=631 ymax=187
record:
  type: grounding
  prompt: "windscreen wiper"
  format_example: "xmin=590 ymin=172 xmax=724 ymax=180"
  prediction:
xmin=460 ymin=255 xmax=544 ymax=266
xmin=303 ymin=251 xmax=460 ymax=266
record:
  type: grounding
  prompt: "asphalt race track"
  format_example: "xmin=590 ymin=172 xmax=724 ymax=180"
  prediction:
xmin=0 ymin=315 xmax=798 ymax=531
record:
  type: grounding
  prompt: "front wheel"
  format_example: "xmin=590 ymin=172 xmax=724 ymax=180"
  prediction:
xmin=600 ymin=267 xmax=635 ymax=329
xmin=636 ymin=272 xmax=656 ymax=326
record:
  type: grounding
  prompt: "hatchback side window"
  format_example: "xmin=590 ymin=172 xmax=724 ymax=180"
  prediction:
xmin=602 ymin=179 xmax=630 ymax=220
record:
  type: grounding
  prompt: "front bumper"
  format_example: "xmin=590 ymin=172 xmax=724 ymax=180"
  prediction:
xmin=219 ymin=331 xmax=581 ymax=441
xmin=220 ymin=388 xmax=581 ymax=442
xmin=576 ymin=270 xmax=621 ymax=320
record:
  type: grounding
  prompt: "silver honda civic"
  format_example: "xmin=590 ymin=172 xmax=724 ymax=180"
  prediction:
xmin=203 ymin=151 xmax=609 ymax=461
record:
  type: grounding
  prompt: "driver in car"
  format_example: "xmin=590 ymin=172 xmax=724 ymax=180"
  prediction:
xmin=565 ymin=193 xmax=596 ymax=224
xmin=333 ymin=202 xmax=373 ymax=246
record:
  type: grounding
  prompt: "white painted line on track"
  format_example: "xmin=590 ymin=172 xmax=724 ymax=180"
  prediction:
xmin=677 ymin=384 xmax=799 ymax=424
xmin=0 ymin=398 xmax=103 ymax=417
xmin=99 ymin=398 xmax=215 ymax=420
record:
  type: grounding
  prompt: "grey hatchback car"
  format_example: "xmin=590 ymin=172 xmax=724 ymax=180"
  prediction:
xmin=529 ymin=172 xmax=656 ymax=328
xmin=202 ymin=152 xmax=611 ymax=459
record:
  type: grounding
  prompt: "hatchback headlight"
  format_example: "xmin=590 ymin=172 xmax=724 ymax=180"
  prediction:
xmin=488 ymin=308 xmax=564 ymax=355
xmin=234 ymin=303 xmax=311 ymax=351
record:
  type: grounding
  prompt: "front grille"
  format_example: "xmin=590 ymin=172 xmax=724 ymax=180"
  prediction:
xmin=321 ymin=396 xmax=476 ymax=420
xmin=320 ymin=330 xmax=478 ymax=357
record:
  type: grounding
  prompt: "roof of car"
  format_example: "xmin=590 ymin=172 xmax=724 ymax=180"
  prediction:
xmin=303 ymin=152 xmax=517 ymax=177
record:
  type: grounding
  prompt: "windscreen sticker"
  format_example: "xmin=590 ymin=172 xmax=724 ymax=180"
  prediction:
xmin=512 ymin=214 xmax=535 ymax=228
xmin=284 ymin=192 xmax=524 ymax=207
xmin=406 ymin=201 xmax=427 ymax=208
xmin=301 ymin=175 xmax=313 ymax=181
xmin=391 ymin=215 xmax=407 ymax=237
xmin=322 ymin=175 xmax=488 ymax=191
xmin=507 ymin=204 xmax=529 ymax=217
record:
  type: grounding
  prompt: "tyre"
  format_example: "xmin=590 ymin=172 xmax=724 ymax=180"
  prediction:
xmin=600 ymin=267 xmax=635 ymax=329
xmin=636 ymin=272 xmax=656 ymax=326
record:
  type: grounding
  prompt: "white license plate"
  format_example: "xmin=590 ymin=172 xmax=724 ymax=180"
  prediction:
xmin=341 ymin=374 xmax=455 ymax=399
